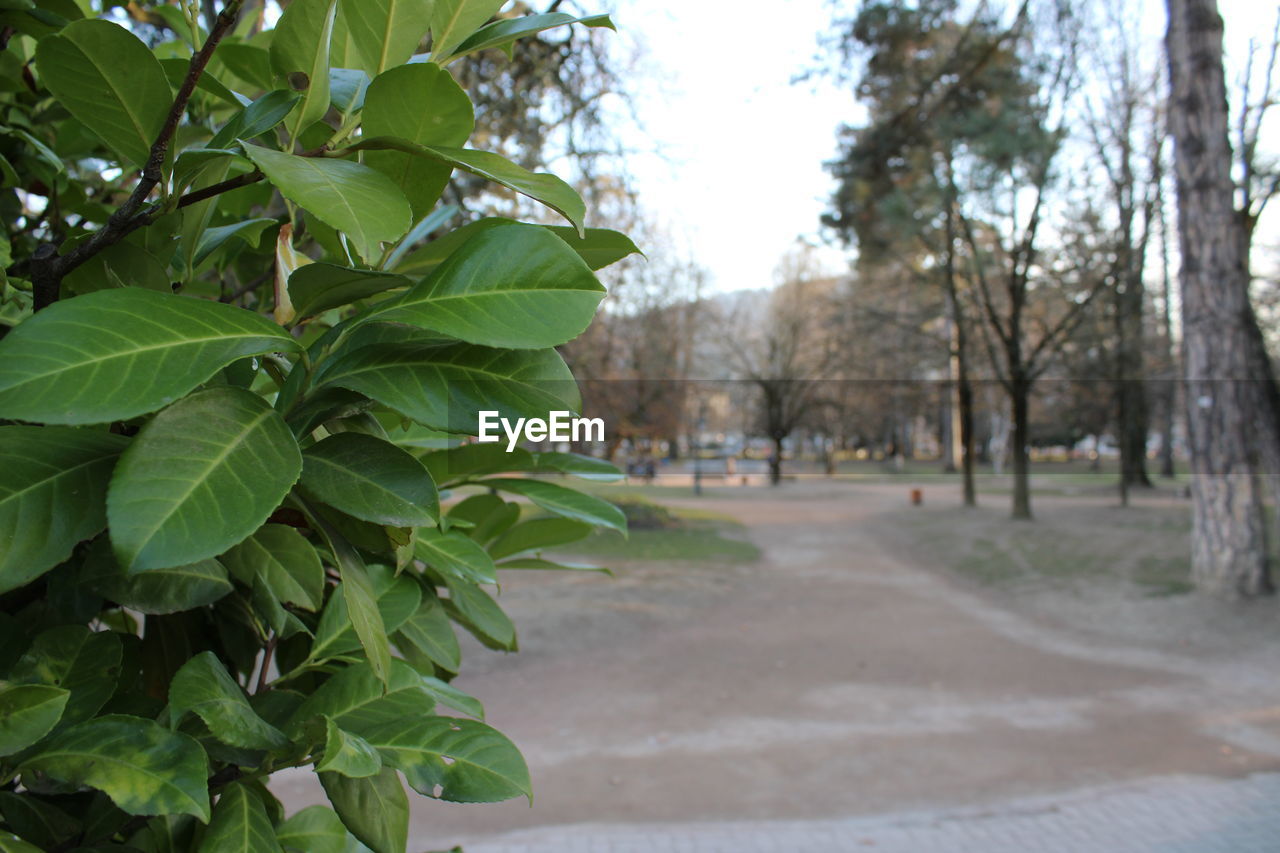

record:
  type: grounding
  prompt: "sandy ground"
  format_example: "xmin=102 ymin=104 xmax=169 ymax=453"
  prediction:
xmin=273 ymin=480 xmax=1280 ymax=851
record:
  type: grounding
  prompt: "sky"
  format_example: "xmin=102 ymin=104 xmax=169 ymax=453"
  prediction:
xmin=606 ymin=0 xmax=1276 ymax=294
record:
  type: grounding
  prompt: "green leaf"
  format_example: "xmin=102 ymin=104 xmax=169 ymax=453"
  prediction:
xmin=368 ymin=224 xmax=604 ymax=349
xmin=0 ymin=792 xmax=81 ymax=850
xmin=316 ymin=718 xmax=381 ymax=778
xmin=452 ymin=12 xmax=615 ymax=59
xmin=216 ymin=43 xmax=274 ymax=91
xmin=210 ymin=90 xmax=302 ymax=149
xmin=244 ymin=145 xmax=412 ymax=262
xmin=160 ymin=58 xmax=244 ymax=108
xmin=445 ymin=494 xmax=520 ymax=543
xmin=532 ymin=451 xmax=624 ymax=481
xmin=169 ymin=652 xmax=290 ymax=750
xmin=81 ymin=541 xmax=233 ymax=615
xmin=200 ymin=782 xmax=282 ymax=853
xmin=420 ymin=444 xmax=533 ymax=487
xmin=430 ymin=0 xmax=506 ymax=63
xmin=334 ymin=0 xmax=433 ymax=75
xmin=495 ymin=557 xmax=612 ymax=574
xmin=289 ymin=660 xmax=435 ymax=738
xmin=10 ymin=626 xmax=122 ymax=729
xmin=108 ymin=387 xmax=302 ymax=572
xmin=319 ymin=768 xmax=407 ymax=853
xmin=35 ymin=19 xmax=170 ymax=167
xmin=481 ymin=478 xmax=626 ymax=533
xmin=0 ymin=685 xmax=69 ymax=756
xmin=276 ymin=806 xmax=350 ymax=853
xmin=191 ymin=218 xmax=277 ymax=268
xmin=0 ymin=834 xmax=42 ymax=853
xmin=360 ymin=716 xmax=530 ymax=803
xmin=443 ymin=580 xmax=515 ymax=650
xmin=288 ymin=264 xmax=410 ymax=319
xmin=487 ymin=517 xmax=593 ymax=560
xmin=300 ymin=433 xmax=438 ymax=527
xmin=362 ymin=63 xmax=472 ymax=216
xmin=269 ymin=0 xmax=339 ymax=138
xmin=0 ymin=289 xmax=299 ymax=425
xmin=544 ymin=225 xmax=643 ymax=270
xmin=413 ymin=528 xmax=495 ymax=584
xmin=393 ymin=219 xmax=636 ymax=278
xmin=393 ymin=597 xmax=459 ymax=673
xmin=0 ymin=427 xmax=127 ymax=595
xmin=310 ymin=567 xmax=420 ymax=664
xmin=220 ymin=525 xmax=325 ymax=612
xmin=418 ymin=676 xmax=483 ymax=720
xmin=314 ymin=341 xmax=579 ymax=434
xmin=21 ymin=715 xmax=210 ymax=821
xmin=351 ymin=139 xmax=585 ymax=233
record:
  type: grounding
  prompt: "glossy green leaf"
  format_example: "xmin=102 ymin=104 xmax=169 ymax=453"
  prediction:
xmin=360 ymin=716 xmax=529 ymax=803
xmin=452 ymin=12 xmax=615 ymax=59
xmin=0 ymin=685 xmax=69 ymax=756
xmin=319 ymin=768 xmax=408 ymax=853
xmin=327 ymin=67 xmax=370 ymax=113
xmin=22 ymin=715 xmax=210 ymax=821
xmin=419 ymin=676 xmax=483 ymax=719
xmin=35 ymin=19 xmax=170 ymax=167
xmin=488 ymin=517 xmax=593 ymax=560
xmin=421 ymin=444 xmax=533 ymax=487
xmin=81 ymin=541 xmax=233 ymax=615
xmin=200 ymin=782 xmax=282 ymax=853
xmin=335 ymin=0 xmax=433 ymax=74
xmin=300 ymin=433 xmax=438 ymax=527
xmin=443 ymin=580 xmax=515 ymax=650
xmin=160 ymin=58 xmax=244 ymax=108
xmin=445 ymin=494 xmax=520 ymax=543
xmin=393 ymin=219 xmax=637 ymax=278
xmin=210 ymin=90 xmax=302 ymax=149
xmin=220 ymin=525 xmax=325 ymax=612
xmin=0 ymin=289 xmax=299 ymax=425
xmin=496 ymin=557 xmax=612 ymax=574
xmin=362 ymin=63 xmax=472 ymax=215
xmin=430 ymin=0 xmax=505 ymax=63
xmin=480 ymin=478 xmax=625 ymax=533
xmin=316 ymin=718 xmax=381 ymax=778
xmin=393 ymin=597 xmax=459 ymax=673
xmin=369 ymin=224 xmax=604 ymax=349
xmin=269 ymin=0 xmax=339 ymax=137
xmin=169 ymin=652 xmax=290 ymax=750
xmin=314 ymin=341 xmax=579 ymax=434
xmin=310 ymin=567 xmax=420 ymax=663
xmin=544 ymin=225 xmax=644 ymax=270
xmin=531 ymin=451 xmax=624 ymax=481
xmin=289 ymin=660 xmax=435 ymax=739
xmin=288 ymin=264 xmax=410 ymax=319
xmin=414 ymin=528 xmax=495 ymax=584
xmin=0 ymin=427 xmax=127 ymax=595
xmin=244 ymin=145 xmax=413 ymax=262
xmin=10 ymin=626 xmax=122 ymax=729
xmin=108 ymin=387 xmax=302 ymax=572
xmin=276 ymin=806 xmax=350 ymax=853
xmin=351 ymin=139 xmax=585 ymax=233
xmin=191 ymin=218 xmax=277 ymax=268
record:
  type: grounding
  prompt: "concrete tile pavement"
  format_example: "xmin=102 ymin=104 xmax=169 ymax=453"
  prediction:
xmin=453 ymin=772 xmax=1280 ymax=853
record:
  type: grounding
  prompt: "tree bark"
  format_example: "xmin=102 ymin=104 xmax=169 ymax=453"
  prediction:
xmin=1165 ymin=0 xmax=1272 ymax=596
xmin=1010 ymin=374 xmax=1033 ymax=520
xmin=769 ymin=436 xmax=784 ymax=486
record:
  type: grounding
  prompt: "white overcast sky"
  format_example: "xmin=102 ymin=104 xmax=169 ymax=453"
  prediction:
xmin=604 ymin=0 xmax=1275 ymax=294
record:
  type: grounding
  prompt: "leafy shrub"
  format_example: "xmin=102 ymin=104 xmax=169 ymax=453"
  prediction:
xmin=0 ymin=2 xmax=633 ymax=851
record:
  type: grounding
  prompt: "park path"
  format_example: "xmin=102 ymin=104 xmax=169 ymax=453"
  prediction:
xmin=274 ymin=483 xmax=1280 ymax=851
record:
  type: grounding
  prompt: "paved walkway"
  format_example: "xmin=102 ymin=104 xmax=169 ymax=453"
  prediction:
xmin=464 ymin=772 xmax=1280 ymax=853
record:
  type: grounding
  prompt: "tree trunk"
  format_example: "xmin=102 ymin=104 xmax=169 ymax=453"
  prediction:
xmin=769 ymin=436 xmax=783 ymax=486
xmin=941 ymin=165 xmax=977 ymax=507
xmin=1010 ymin=376 xmax=1033 ymax=520
xmin=1165 ymin=0 xmax=1272 ymax=596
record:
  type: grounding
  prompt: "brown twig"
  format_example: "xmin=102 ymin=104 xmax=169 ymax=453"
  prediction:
xmin=31 ymin=0 xmax=245 ymax=311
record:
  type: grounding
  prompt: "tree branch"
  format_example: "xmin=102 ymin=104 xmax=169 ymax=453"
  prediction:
xmin=31 ymin=0 xmax=245 ymax=311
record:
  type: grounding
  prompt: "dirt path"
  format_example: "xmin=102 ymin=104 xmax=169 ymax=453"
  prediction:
xmin=274 ymin=482 xmax=1280 ymax=850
